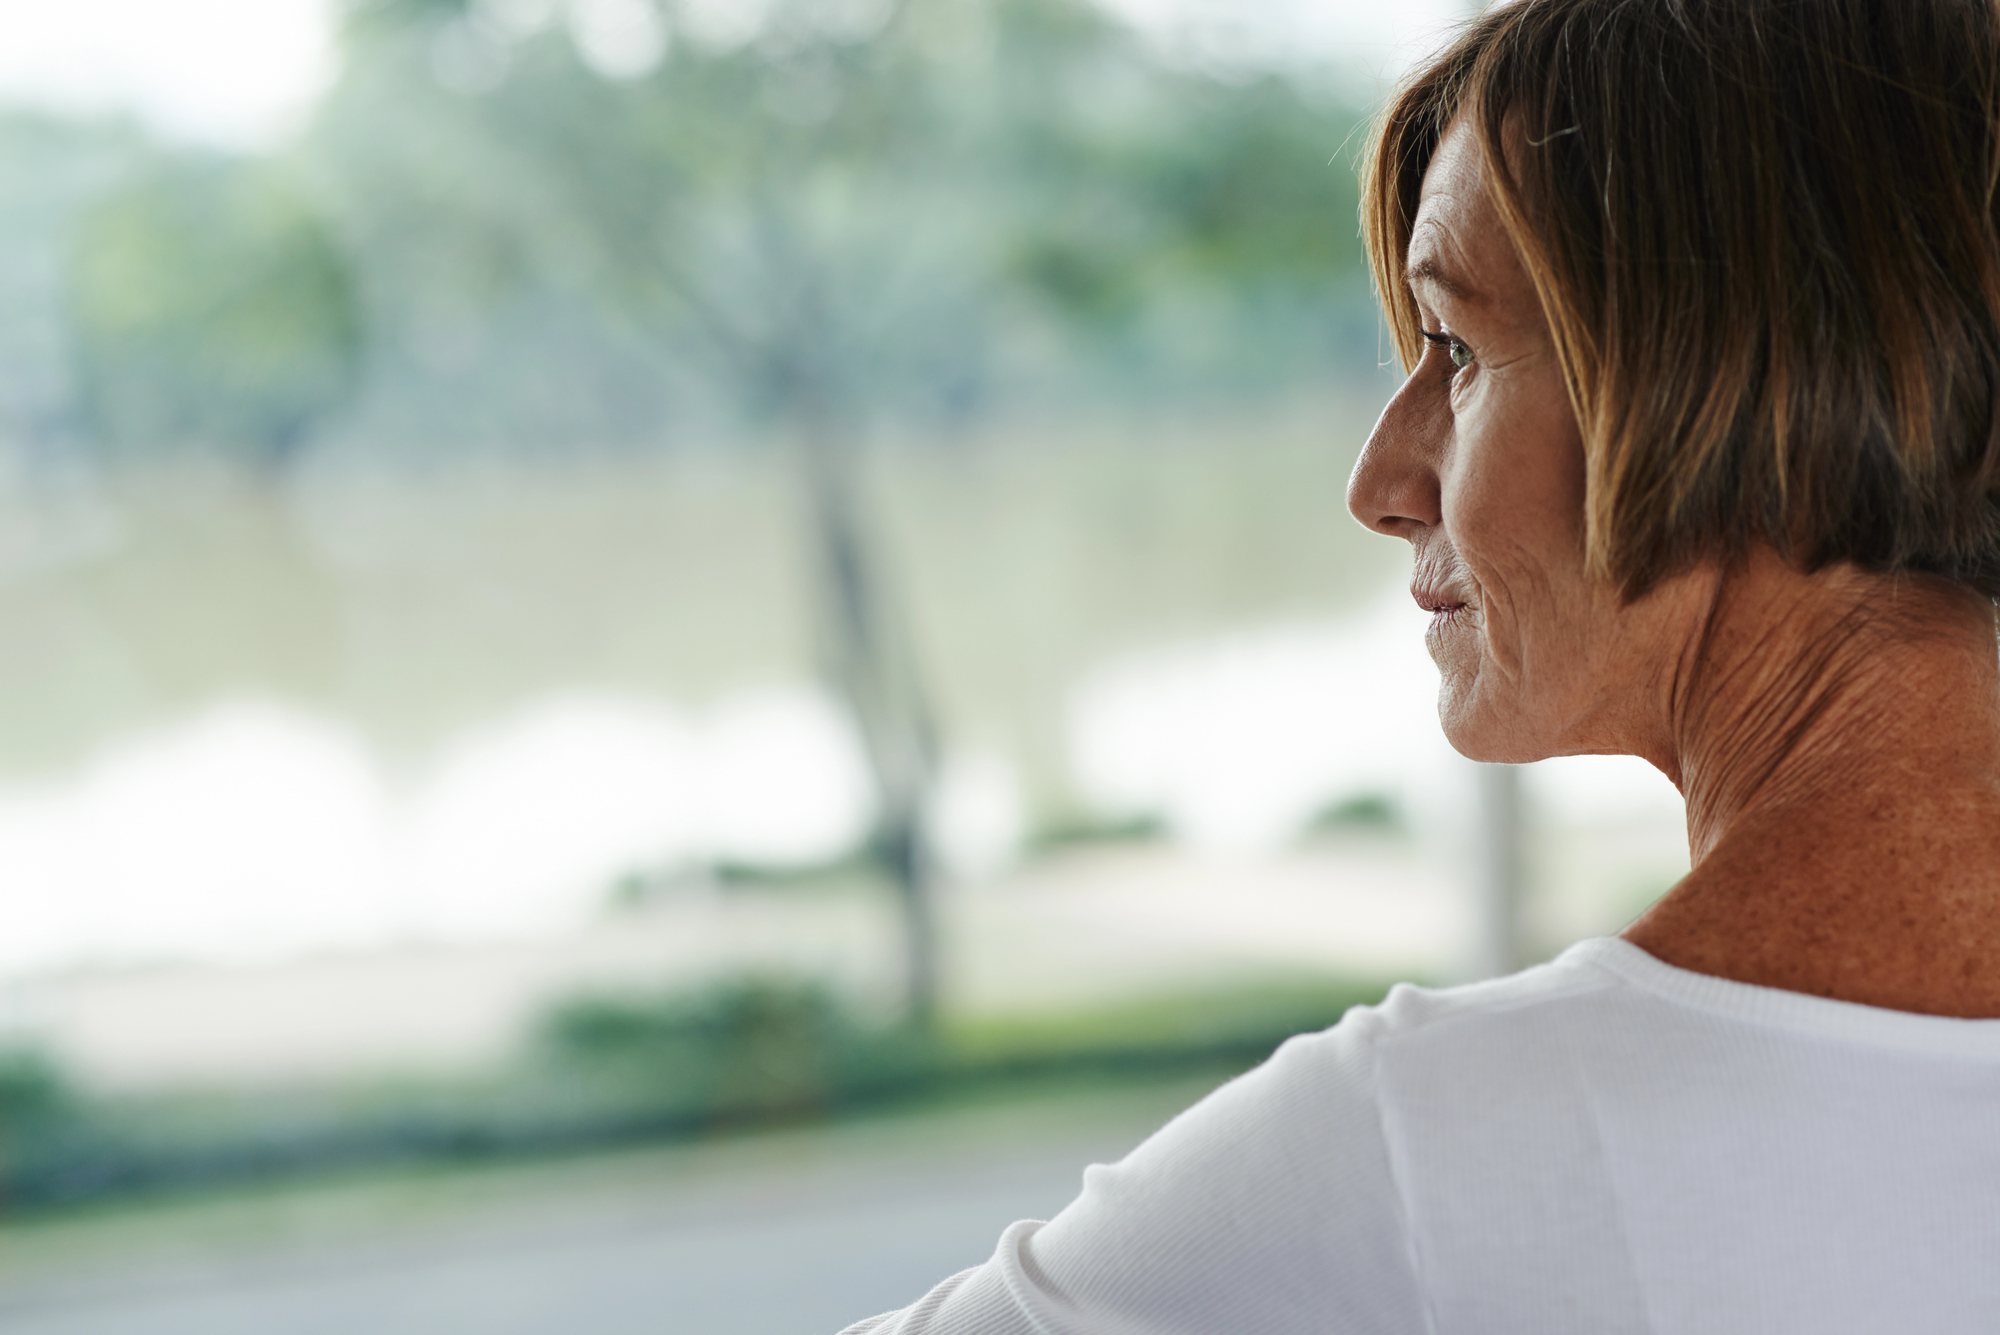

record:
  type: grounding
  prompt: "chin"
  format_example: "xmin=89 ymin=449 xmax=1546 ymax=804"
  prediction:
xmin=1440 ymin=718 xmax=1514 ymax=764
xmin=1437 ymin=681 xmax=1552 ymax=765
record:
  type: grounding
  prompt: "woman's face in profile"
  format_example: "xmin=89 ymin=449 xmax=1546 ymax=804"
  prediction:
xmin=1348 ymin=119 xmax=1670 ymax=762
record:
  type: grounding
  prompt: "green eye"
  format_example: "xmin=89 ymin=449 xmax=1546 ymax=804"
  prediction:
xmin=1423 ymin=328 xmax=1474 ymax=371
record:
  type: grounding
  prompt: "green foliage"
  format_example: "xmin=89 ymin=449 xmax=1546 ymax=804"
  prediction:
xmin=68 ymin=157 xmax=362 ymax=470
xmin=1307 ymin=792 xmax=1405 ymax=835
xmin=0 ymin=1050 xmax=68 ymax=1138
xmin=0 ymin=1050 xmax=83 ymax=1206
xmin=539 ymin=977 xmax=934 ymax=1120
xmin=11 ymin=0 xmax=1374 ymax=467
xmin=943 ymin=976 xmax=1395 ymax=1064
xmin=1027 ymin=811 xmax=1168 ymax=851
xmin=0 ymin=970 xmax=1398 ymax=1214
xmin=300 ymin=0 xmax=1372 ymax=447
xmin=998 ymin=61 xmax=1364 ymax=325
xmin=532 ymin=970 xmax=1394 ymax=1127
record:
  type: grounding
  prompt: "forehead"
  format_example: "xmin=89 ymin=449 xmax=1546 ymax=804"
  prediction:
xmin=1418 ymin=119 xmax=1487 ymax=219
xmin=1407 ymin=119 xmax=1507 ymax=304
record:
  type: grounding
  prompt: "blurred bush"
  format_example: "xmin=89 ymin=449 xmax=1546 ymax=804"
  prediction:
xmin=536 ymin=977 xmax=937 ymax=1122
xmin=0 ymin=1051 xmax=70 ymax=1162
xmin=0 ymin=1049 xmax=112 ymax=1211
xmin=0 ymin=969 xmax=1395 ymax=1214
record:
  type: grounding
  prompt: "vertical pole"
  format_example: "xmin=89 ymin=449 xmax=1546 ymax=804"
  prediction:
xmin=1473 ymin=762 xmax=1525 ymax=979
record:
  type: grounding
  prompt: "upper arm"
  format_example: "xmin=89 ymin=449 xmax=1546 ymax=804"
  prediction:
xmin=842 ymin=1008 xmax=1426 ymax=1335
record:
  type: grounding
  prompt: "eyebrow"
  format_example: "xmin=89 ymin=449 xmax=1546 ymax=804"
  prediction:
xmin=1406 ymin=254 xmax=1479 ymax=304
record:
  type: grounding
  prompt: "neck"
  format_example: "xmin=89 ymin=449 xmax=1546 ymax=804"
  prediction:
xmin=1623 ymin=550 xmax=2000 ymax=1016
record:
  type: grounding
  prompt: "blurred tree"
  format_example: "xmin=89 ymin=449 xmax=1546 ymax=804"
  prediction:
xmin=299 ymin=0 xmax=1369 ymax=1022
xmin=67 ymin=157 xmax=363 ymax=474
xmin=321 ymin=0 xmax=982 ymax=1024
xmin=0 ymin=112 xmax=143 ymax=479
xmin=310 ymin=0 xmax=1369 ymax=435
xmin=988 ymin=4 xmax=1370 ymax=363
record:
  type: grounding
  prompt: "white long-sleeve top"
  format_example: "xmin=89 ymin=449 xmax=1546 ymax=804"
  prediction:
xmin=841 ymin=937 xmax=2000 ymax=1334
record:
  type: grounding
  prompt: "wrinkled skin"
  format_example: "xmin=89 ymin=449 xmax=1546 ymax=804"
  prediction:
xmin=1347 ymin=120 xmax=1690 ymax=766
xmin=1345 ymin=119 xmax=2000 ymax=1018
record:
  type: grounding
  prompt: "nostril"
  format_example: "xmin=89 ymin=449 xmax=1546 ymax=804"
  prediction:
xmin=1347 ymin=444 xmax=1443 ymax=536
xmin=1349 ymin=374 xmax=1445 ymax=534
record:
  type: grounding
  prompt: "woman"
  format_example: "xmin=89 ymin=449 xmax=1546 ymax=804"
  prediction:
xmin=844 ymin=1 xmax=2000 ymax=1330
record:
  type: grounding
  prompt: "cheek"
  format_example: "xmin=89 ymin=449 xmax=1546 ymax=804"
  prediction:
xmin=1441 ymin=394 xmax=1591 ymax=657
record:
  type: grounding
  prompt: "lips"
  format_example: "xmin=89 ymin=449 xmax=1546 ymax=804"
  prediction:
xmin=1410 ymin=541 xmax=1472 ymax=624
xmin=1412 ymin=587 xmax=1468 ymax=615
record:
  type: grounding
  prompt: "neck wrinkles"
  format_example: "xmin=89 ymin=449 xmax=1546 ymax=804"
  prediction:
xmin=1660 ymin=559 xmax=2000 ymax=865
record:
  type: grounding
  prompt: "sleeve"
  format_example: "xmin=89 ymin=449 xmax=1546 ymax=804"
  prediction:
xmin=836 ymin=1004 xmax=1427 ymax=1335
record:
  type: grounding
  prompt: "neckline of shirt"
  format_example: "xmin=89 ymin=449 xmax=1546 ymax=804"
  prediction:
xmin=1561 ymin=935 xmax=2000 ymax=1060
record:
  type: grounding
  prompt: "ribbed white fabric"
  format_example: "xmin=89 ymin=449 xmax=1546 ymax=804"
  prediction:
xmin=840 ymin=937 xmax=2000 ymax=1334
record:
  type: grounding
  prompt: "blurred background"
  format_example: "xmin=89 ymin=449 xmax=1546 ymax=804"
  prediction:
xmin=0 ymin=0 xmax=1691 ymax=1330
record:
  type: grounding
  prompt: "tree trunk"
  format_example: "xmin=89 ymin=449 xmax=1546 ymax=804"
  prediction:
xmin=794 ymin=394 xmax=941 ymax=1027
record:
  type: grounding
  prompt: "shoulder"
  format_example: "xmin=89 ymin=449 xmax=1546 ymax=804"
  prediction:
xmin=1356 ymin=938 xmax=1629 ymax=1093
xmin=1017 ymin=946 xmax=1629 ymax=1335
xmin=1242 ymin=937 xmax=1628 ymax=1141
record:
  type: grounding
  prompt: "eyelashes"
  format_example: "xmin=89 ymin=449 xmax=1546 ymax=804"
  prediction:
xmin=1422 ymin=328 xmax=1475 ymax=371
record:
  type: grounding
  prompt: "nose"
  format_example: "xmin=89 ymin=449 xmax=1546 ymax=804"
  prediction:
xmin=1347 ymin=369 xmax=1445 ymax=539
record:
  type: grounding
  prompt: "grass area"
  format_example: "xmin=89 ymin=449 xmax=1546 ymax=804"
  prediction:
xmin=0 ymin=973 xmax=1395 ymax=1219
xmin=0 ymin=1064 xmax=1239 ymax=1284
xmin=943 ymin=976 xmax=1397 ymax=1065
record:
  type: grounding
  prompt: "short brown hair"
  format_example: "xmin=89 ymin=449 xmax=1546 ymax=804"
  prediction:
xmin=1364 ymin=0 xmax=2000 ymax=600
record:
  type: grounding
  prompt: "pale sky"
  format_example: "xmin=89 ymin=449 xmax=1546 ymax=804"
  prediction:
xmin=1094 ymin=0 xmax=1470 ymax=85
xmin=0 ymin=0 xmax=338 ymax=147
xmin=0 ymin=0 xmax=1468 ymax=148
